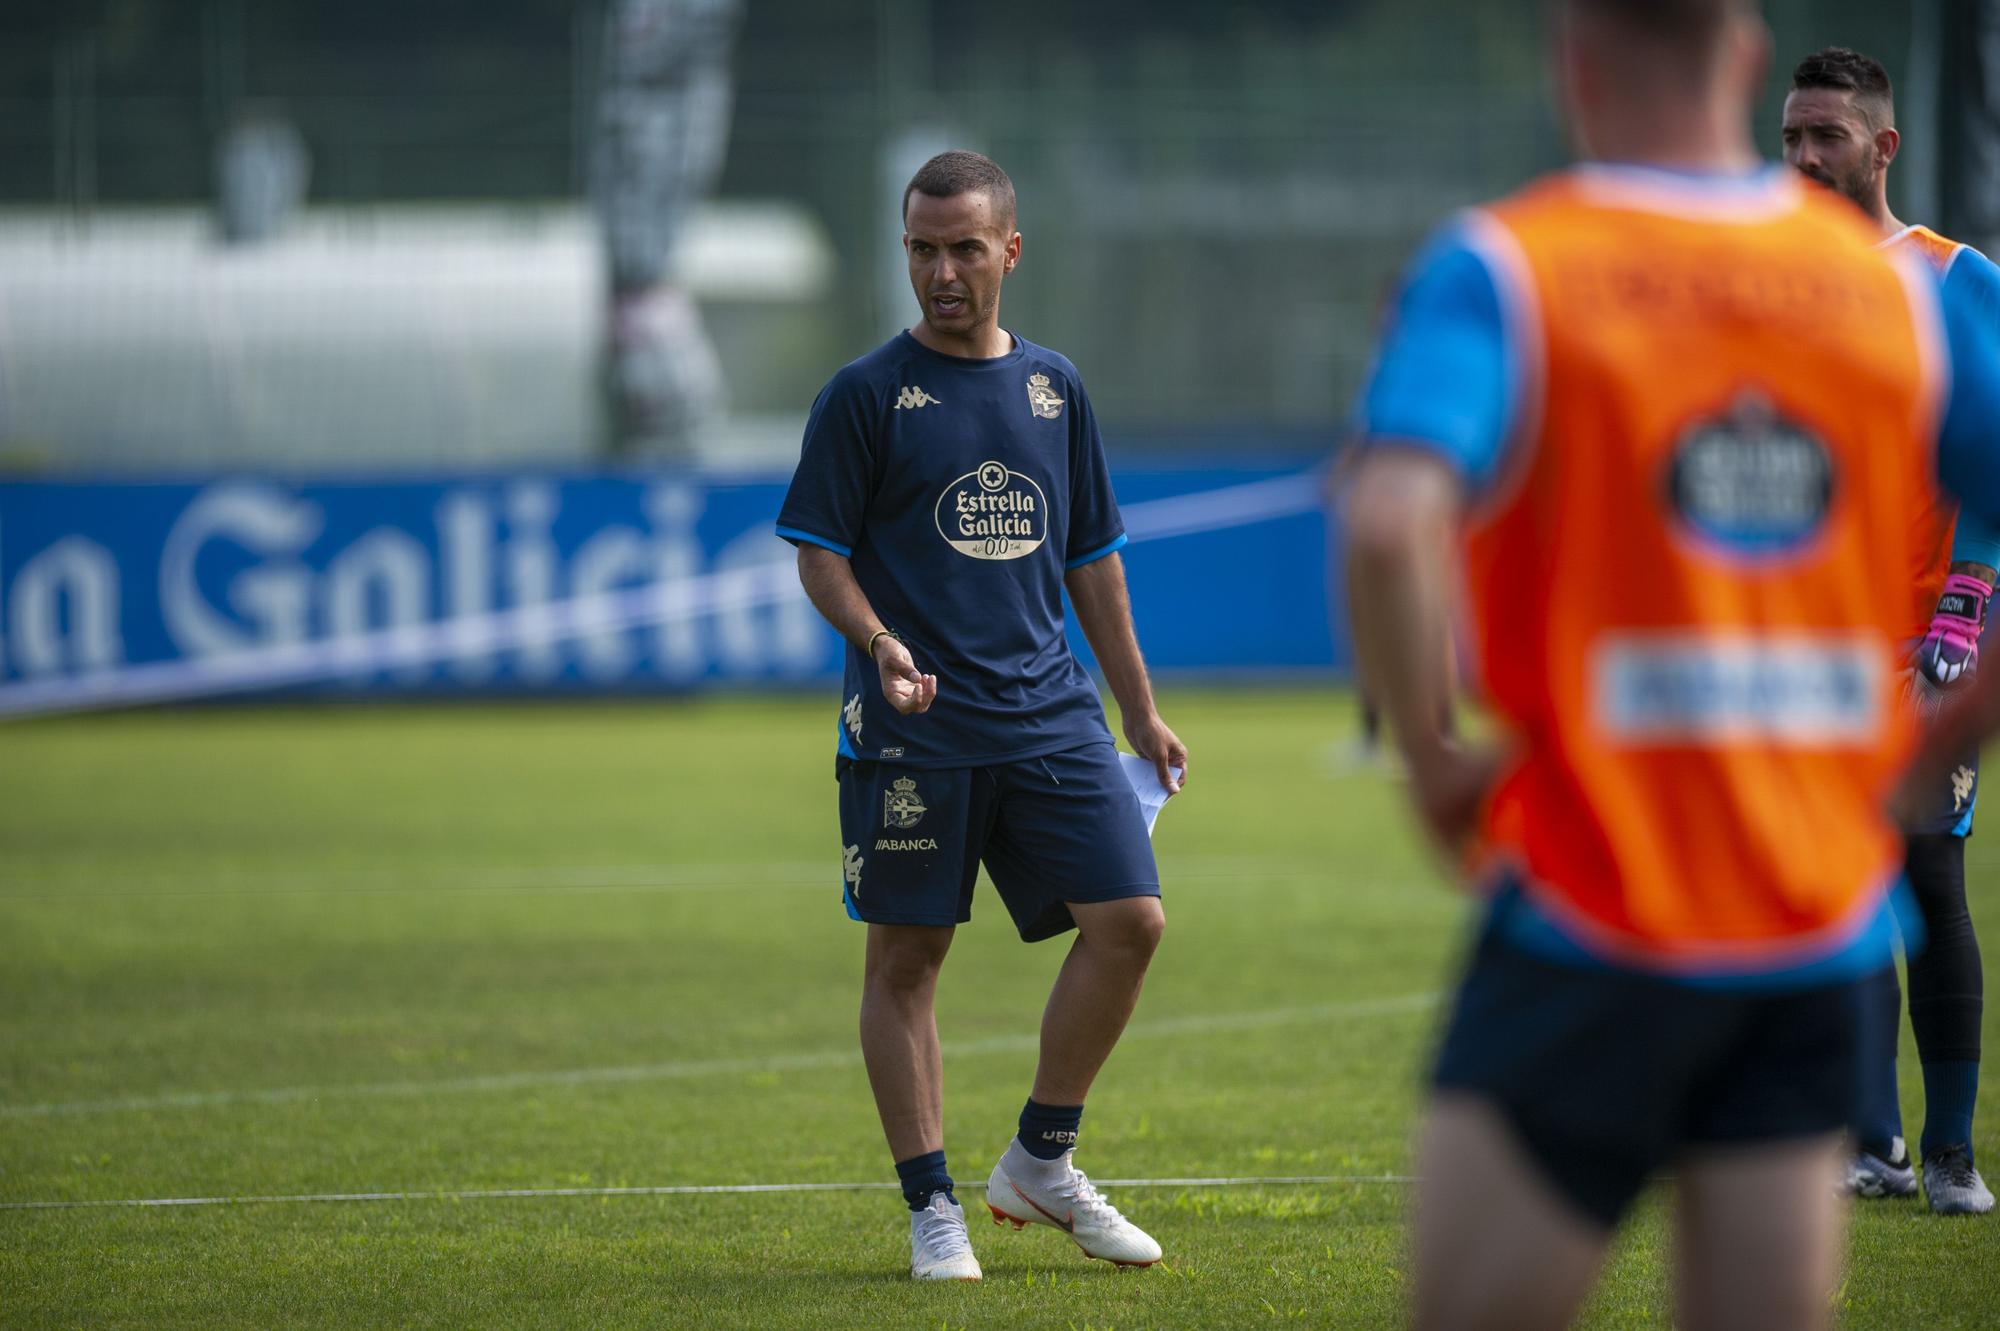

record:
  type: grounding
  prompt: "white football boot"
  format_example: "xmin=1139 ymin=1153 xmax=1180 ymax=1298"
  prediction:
xmin=984 ymin=1142 xmax=1162 ymax=1267
xmin=1922 ymin=1144 xmax=1996 ymax=1216
xmin=1848 ymin=1137 xmax=1919 ymax=1199
xmin=909 ymin=1193 xmax=982 ymax=1281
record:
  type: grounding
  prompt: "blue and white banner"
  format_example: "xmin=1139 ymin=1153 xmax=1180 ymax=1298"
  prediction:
xmin=0 ymin=465 xmax=1341 ymax=715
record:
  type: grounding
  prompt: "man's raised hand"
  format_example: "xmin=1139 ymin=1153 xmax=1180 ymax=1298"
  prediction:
xmin=874 ymin=635 xmax=937 ymax=715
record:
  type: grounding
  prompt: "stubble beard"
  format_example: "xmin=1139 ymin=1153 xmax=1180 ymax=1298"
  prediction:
xmin=922 ymin=291 xmax=995 ymax=346
xmin=1807 ymin=161 xmax=1878 ymax=217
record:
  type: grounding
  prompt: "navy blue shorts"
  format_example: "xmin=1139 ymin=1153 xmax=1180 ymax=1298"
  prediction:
xmin=835 ymin=741 xmax=1160 ymax=942
xmin=1903 ymin=746 xmax=1979 ymax=837
xmin=1432 ymin=924 xmax=1863 ymax=1229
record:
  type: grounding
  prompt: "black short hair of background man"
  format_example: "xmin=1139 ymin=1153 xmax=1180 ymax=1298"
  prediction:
xmin=1792 ymin=45 xmax=1895 ymax=130
xmin=902 ymin=150 xmax=1018 ymax=231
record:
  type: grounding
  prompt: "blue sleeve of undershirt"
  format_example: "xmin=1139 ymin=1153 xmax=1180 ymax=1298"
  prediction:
xmin=1947 ymin=245 xmax=2000 ymax=328
xmin=1936 ymin=253 xmax=2000 ymax=535
xmin=1953 ymin=509 xmax=2000 ymax=572
xmin=1353 ymin=223 xmax=1521 ymax=493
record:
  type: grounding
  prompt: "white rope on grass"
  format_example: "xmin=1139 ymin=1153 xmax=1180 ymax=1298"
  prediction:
xmin=0 ymin=860 xmax=842 ymax=902
xmin=0 ymin=1174 xmax=1416 ymax=1213
xmin=0 ymin=470 xmax=1327 ymax=720
xmin=0 ymin=857 xmax=1403 ymax=903
xmin=0 ymin=991 xmax=1436 ymax=1120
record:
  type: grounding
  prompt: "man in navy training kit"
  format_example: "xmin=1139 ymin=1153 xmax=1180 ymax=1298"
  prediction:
xmin=1781 ymin=45 xmax=1996 ymax=1215
xmin=777 ymin=150 xmax=1188 ymax=1282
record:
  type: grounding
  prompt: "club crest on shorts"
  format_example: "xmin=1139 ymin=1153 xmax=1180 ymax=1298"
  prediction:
xmin=934 ymin=460 xmax=1049 ymax=560
xmin=1026 ymin=372 xmax=1065 ymax=420
xmin=883 ymin=775 xmax=928 ymax=829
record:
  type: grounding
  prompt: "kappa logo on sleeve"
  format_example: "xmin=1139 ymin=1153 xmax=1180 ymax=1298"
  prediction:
xmin=894 ymin=386 xmax=941 ymax=410
xmin=843 ymin=693 xmax=864 ymax=745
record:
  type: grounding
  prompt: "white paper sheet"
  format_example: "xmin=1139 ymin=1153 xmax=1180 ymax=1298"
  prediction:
xmin=1118 ymin=751 xmax=1183 ymax=836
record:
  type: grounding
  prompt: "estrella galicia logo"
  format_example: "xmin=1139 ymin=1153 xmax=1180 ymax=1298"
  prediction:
xmin=934 ymin=460 xmax=1049 ymax=560
xmin=1667 ymin=394 xmax=1833 ymax=555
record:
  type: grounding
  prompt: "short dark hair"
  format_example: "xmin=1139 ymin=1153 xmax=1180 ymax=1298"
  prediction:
xmin=901 ymin=150 xmax=1017 ymax=230
xmin=1791 ymin=46 xmax=1894 ymax=129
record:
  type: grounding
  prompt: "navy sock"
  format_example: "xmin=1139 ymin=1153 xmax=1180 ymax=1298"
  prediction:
xmin=1855 ymin=964 xmax=1904 ymax=1159
xmin=1858 ymin=1058 xmax=1905 ymax=1161
xmin=894 ymin=1150 xmax=954 ymax=1212
xmin=1919 ymin=1061 xmax=1980 ymax=1163
xmin=1017 ymin=1099 xmax=1084 ymax=1161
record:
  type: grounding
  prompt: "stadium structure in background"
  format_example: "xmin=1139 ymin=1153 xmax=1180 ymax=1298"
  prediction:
xmin=0 ymin=0 xmax=1994 ymax=707
xmin=1943 ymin=0 xmax=2000 ymax=244
xmin=0 ymin=0 xmax=1975 ymax=473
xmin=595 ymin=0 xmax=742 ymax=458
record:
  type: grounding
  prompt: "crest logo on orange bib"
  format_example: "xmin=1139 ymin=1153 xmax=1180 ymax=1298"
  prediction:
xmin=1667 ymin=393 xmax=1833 ymax=555
xmin=935 ymin=461 xmax=1048 ymax=560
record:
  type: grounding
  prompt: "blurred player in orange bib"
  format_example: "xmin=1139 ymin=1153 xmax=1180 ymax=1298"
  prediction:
xmin=1345 ymin=2 xmax=2000 ymax=1326
xmin=1782 ymin=44 xmax=1998 ymax=1218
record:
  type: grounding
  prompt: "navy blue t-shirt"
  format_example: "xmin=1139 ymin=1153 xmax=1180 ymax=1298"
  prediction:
xmin=777 ymin=331 xmax=1127 ymax=767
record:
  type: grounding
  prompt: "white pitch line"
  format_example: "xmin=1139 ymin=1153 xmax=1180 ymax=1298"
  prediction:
xmin=0 ymin=857 xmax=1396 ymax=902
xmin=0 ymin=992 xmax=1437 ymax=1119
xmin=0 ymin=862 xmax=841 ymax=903
xmin=0 ymin=1174 xmax=1416 ymax=1213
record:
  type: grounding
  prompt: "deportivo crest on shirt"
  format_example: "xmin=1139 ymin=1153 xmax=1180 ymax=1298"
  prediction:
xmin=883 ymin=775 xmax=928 ymax=829
xmin=1026 ymin=372 xmax=1064 ymax=420
xmin=894 ymin=386 xmax=940 ymax=410
xmin=934 ymin=460 xmax=1050 ymax=560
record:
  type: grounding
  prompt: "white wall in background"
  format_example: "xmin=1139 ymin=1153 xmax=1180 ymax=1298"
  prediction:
xmin=0 ymin=202 xmax=831 ymax=470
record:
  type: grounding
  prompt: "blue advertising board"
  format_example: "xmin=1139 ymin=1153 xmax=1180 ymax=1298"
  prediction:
xmin=0 ymin=465 xmax=1342 ymax=714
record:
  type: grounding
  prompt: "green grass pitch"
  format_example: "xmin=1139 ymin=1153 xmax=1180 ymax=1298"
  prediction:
xmin=2 ymin=691 xmax=1995 ymax=1328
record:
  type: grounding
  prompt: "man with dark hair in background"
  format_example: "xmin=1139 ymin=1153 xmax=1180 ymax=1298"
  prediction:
xmin=776 ymin=150 xmax=1187 ymax=1281
xmin=1347 ymin=0 xmax=2000 ymax=1325
xmin=1784 ymin=44 xmax=1998 ymax=1216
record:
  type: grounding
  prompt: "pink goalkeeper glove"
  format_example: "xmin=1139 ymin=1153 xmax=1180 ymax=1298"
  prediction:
xmin=1916 ymin=572 xmax=1991 ymax=689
